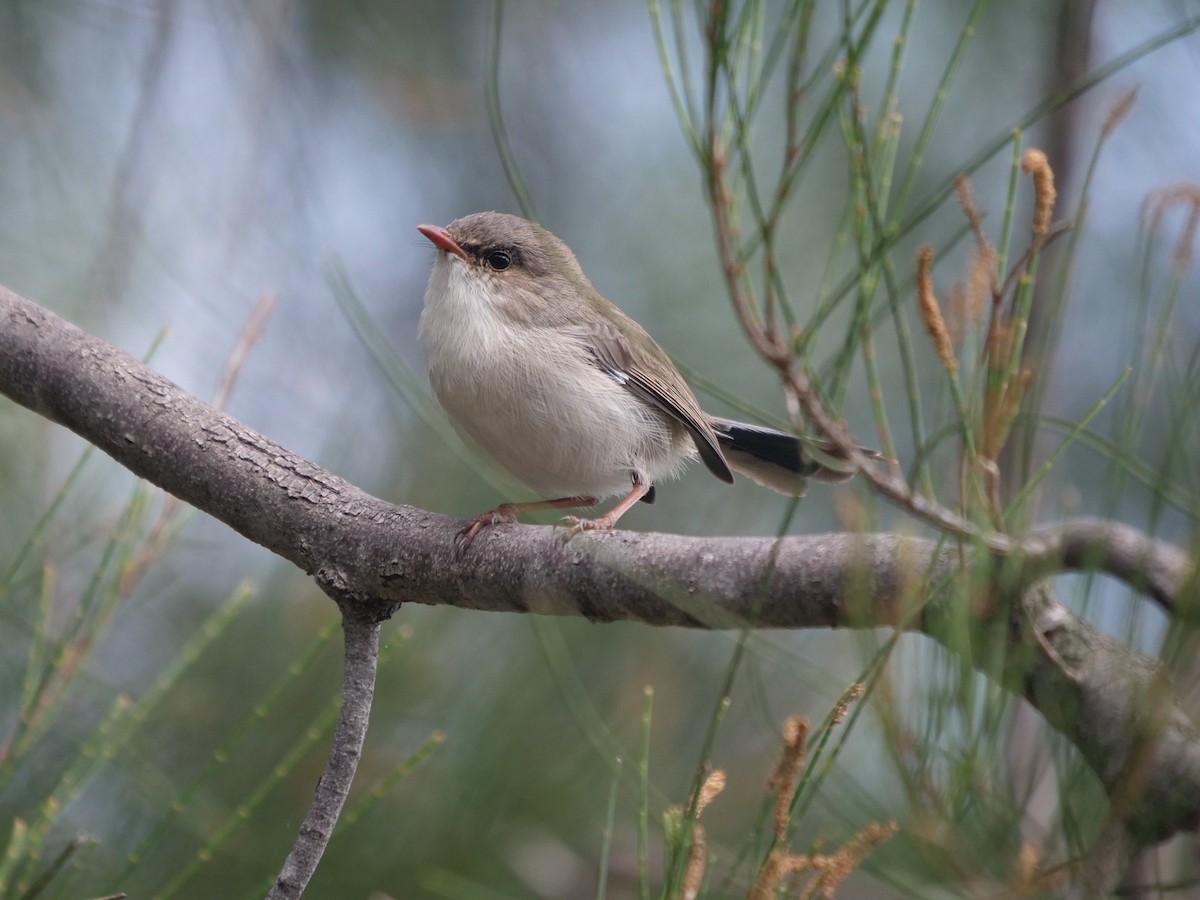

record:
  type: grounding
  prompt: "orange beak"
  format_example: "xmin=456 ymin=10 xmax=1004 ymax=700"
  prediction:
xmin=417 ymin=224 xmax=469 ymax=261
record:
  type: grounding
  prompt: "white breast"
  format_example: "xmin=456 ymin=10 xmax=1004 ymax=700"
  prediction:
xmin=418 ymin=256 xmax=693 ymax=499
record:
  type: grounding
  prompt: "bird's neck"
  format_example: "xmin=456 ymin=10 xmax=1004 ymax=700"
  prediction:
xmin=419 ymin=259 xmax=517 ymax=376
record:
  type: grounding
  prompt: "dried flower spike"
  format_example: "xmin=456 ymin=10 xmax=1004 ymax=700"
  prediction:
xmin=769 ymin=716 xmax=810 ymax=840
xmin=1021 ymin=148 xmax=1056 ymax=240
xmin=831 ymin=682 xmax=865 ymax=725
xmin=916 ymin=245 xmax=958 ymax=373
xmin=803 ymin=820 xmax=899 ymax=899
xmin=697 ymin=768 xmax=726 ymax=815
xmin=1141 ymin=183 xmax=1200 ymax=276
xmin=1102 ymin=87 xmax=1138 ymax=136
xmin=681 ymin=824 xmax=707 ymax=900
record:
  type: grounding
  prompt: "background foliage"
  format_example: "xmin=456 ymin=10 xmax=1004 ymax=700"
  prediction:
xmin=1 ymin=1 xmax=1198 ymax=897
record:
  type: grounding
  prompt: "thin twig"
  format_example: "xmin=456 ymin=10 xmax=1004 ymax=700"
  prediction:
xmin=266 ymin=598 xmax=394 ymax=899
xmin=779 ymin=364 xmax=1014 ymax=553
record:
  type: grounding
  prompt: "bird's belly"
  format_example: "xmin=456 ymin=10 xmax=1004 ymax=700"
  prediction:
xmin=428 ymin=341 xmax=691 ymax=500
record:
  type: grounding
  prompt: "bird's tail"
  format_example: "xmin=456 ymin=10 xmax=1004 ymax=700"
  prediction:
xmin=711 ymin=418 xmax=880 ymax=496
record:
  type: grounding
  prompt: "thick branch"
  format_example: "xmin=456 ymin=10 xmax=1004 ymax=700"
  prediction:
xmin=1 ymin=286 xmax=1198 ymax=843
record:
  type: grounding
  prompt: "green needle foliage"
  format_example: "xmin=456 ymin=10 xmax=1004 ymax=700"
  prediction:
xmin=1 ymin=2 xmax=1198 ymax=898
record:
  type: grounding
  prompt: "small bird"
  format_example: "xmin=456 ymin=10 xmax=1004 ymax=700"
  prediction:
xmin=417 ymin=211 xmax=871 ymax=546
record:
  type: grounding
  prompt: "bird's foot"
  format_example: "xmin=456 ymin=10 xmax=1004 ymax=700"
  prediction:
xmin=454 ymin=503 xmax=522 ymax=551
xmin=556 ymin=513 xmax=619 ymax=540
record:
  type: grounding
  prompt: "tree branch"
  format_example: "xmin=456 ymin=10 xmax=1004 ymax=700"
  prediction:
xmin=2 ymin=286 xmax=1198 ymax=847
xmin=267 ymin=597 xmax=391 ymax=899
xmin=1022 ymin=518 xmax=1194 ymax=614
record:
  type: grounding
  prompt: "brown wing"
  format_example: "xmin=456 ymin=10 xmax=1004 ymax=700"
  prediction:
xmin=586 ymin=317 xmax=734 ymax=484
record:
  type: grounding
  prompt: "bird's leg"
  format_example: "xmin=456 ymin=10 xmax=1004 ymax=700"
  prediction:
xmin=559 ymin=475 xmax=652 ymax=536
xmin=456 ymin=496 xmax=597 ymax=549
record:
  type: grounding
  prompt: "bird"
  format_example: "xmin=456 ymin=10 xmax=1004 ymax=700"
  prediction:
xmin=417 ymin=211 xmax=873 ymax=546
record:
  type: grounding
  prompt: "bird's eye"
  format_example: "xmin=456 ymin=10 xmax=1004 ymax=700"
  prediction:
xmin=484 ymin=249 xmax=512 ymax=271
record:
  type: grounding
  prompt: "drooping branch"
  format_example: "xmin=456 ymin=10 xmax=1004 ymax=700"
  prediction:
xmin=1022 ymin=518 xmax=1194 ymax=613
xmin=1 ymin=286 xmax=1198 ymax=845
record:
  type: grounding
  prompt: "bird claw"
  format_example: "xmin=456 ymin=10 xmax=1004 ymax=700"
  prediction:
xmin=453 ymin=524 xmax=483 ymax=553
xmin=555 ymin=514 xmax=616 ymax=540
xmin=454 ymin=505 xmax=521 ymax=552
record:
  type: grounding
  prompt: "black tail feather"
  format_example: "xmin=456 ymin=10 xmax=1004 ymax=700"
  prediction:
xmin=710 ymin=418 xmax=879 ymax=494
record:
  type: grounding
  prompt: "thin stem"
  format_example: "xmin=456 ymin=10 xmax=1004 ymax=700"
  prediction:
xmin=821 ymin=13 xmax=1200 ymax=325
xmin=266 ymin=603 xmax=390 ymax=900
xmin=485 ymin=0 xmax=538 ymax=219
xmin=893 ymin=0 xmax=988 ymax=215
xmin=1005 ymin=368 xmax=1131 ymax=522
xmin=637 ymin=687 xmax=652 ymax=900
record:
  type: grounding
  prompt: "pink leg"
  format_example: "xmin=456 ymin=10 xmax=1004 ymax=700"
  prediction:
xmin=559 ymin=478 xmax=652 ymax=536
xmin=457 ymin=496 xmax=597 ymax=549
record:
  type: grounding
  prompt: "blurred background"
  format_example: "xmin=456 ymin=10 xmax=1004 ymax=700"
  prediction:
xmin=1 ymin=1 xmax=1198 ymax=898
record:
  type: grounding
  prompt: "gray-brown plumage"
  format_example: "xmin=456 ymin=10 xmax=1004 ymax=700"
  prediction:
xmin=417 ymin=211 xmax=872 ymax=543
